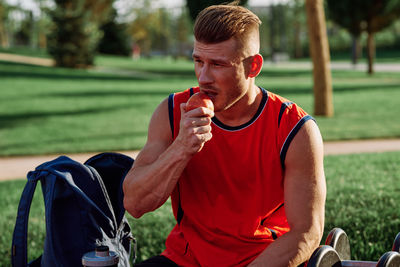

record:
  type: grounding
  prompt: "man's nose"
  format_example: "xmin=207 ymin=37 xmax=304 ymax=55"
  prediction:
xmin=198 ymin=64 xmax=213 ymax=85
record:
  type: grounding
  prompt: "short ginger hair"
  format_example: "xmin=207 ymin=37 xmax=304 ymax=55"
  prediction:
xmin=194 ymin=2 xmax=261 ymax=45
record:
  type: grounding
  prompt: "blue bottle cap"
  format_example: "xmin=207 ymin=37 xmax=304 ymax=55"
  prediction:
xmin=82 ymin=246 xmax=119 ymax=266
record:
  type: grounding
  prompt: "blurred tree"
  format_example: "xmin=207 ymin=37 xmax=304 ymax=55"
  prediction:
xmin=47 ymin=0 xmax=113 ymax=68
xmin=129 ymin=3 xmax=158 ymax=57
xmin=252 ymin=1 xmax=308 ymax=60
xmin=174 ymin=8 xmax=192 ymax=58
xmin=326 ymin=0 xmax=400 ymax=73
xmin=186 ymin=0 xmax=248 ymax=22
xmin=0 ymin=0 xmax=9 ymax=47
xmin=98 ymin=7 xmax=131 ymax=56
xmin=364 ymin=0 xmax=400 ymax=74
xmin=14 ymin=11 xmax=34 ymax=46
xmin=306 ymin=0 xmax=334 ymax=117
xmin=326 ymin=0 xmax=366 ymax=65
xmin=34 ymin=0 xmax=52 ymax=49
xmin=292 ymin=0 xmax=306 ymax=59
xmin=129 ymin=2 xmax=175 ymax=57
xmin=269 ymin=3 xmax=290 ymax=62
xmin=152 ymin=8 xmax=171 ymax=55
xmin=252 ymin=6 xmax=271 ymax=57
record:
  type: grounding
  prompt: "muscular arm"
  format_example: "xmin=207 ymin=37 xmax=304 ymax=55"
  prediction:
xmin=123 ymin=97 xmax=213 ymax=218
xmin=249 ymin=120 xmax=326 ymax=267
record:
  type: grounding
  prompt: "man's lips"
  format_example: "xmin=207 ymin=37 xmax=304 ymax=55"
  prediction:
xmin=201 ymin=89 xmax=218 ymax=101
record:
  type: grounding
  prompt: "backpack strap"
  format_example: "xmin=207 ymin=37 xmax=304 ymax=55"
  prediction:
xmin=11 ymin=171 xmax=42 ymax=267
xmin=84 ymin=152 xmax=134 ymax=224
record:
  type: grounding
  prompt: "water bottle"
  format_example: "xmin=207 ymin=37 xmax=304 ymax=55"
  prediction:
xmin=82 ymin=245 xmax=119 ymax=267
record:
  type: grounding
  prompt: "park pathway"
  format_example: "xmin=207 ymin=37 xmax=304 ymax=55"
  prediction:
xmin=1 ymin=52 xmax=400 ymax=72
xmin=1 ymin=139 xmax=400 ymax=182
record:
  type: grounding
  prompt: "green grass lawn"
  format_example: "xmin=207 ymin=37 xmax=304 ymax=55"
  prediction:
xmin=0 ymin=58 xmax=196 ymax=156
xmin=1 ymin=151 xmax=399 ymax=266
xmin=0 ymin=55 xmax=399 ymax=156
xmin=324 ymin=152 xmax=400 ymax=260
xmin=262 ymin=69 xmax=400 ymax=141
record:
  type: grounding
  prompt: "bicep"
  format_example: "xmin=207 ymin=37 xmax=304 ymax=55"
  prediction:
xmin=283 ymin=120 xmax=326 ymax=231
xmin=133 ymin=97 xmax=173 ymax=168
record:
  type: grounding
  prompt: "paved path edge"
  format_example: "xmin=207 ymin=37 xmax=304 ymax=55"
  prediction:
xmin=1 ymin=139 xmax=400 ymax=181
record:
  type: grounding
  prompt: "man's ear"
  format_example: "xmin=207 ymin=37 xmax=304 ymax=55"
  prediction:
xmin=248 ymin=54 xmax=263 ymax=78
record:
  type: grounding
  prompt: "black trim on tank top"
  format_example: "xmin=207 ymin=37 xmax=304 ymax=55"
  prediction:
xmin=278 ymin=102 xmax=294 ymax=127
xmin=269 ymin=228 xmax=278 ymax=240
xmin=260 ymin=203 xmax=284 ymax=240
xmin=168 ymin=93 xmax=175 ymax=137
xmin=260 ymin=203 xmax=284 ymax=226
xmin=280 ymin=115 xmax=314 ymax=169
xmin=176 ymin=183 xmax=184 ymax=225
xmin=212 ymin=87 xmax=269 ymax=131
xmin=168 ymin=88 xmax=194 ymax=138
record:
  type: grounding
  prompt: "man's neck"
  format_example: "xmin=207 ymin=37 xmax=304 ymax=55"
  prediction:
xmin=214 ymin=84 xmax=262 ymax=127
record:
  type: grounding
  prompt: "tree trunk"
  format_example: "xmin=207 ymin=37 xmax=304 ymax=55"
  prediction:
xmin=351 ymin=35 xmax=361 ymax=66
xmin=293 ymin=14 xmax=303 ymax=58
xmin=367 ymin=32 xmax=375 ymax=75
xmin=305 ymin=0 xmax=334 ymax=117
xmin=293 ymin=0 xmax=303 ymax=58
xmin=38 ymin=31 xmax=47 ymax=49
xmin=269 ymin=5 xmax=277 ymax=62
xmin=0 ymin=21 xmax=8 ymax=48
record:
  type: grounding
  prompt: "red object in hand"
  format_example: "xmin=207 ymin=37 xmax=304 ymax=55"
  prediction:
xmin=186 ymin=92 xmax=214 ymax=111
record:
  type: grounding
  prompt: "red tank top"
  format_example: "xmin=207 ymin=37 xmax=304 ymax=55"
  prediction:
xmin=162 ymin=87 xmax=313 ymax=266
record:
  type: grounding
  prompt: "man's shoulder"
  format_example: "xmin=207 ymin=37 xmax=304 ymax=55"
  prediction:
xmin=264 ymin=89 xmax=308 ymax=115
xmin=265 ymin=90 xmax=292 ymax=105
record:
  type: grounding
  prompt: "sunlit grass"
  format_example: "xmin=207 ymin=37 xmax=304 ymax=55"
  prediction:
xmin=1 ymin=55 xmax=400 ymax=156
xmin=1 ymin=151 xmax=399 ymax=265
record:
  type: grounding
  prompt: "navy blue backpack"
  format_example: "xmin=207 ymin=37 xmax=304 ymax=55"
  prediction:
xmin=11 ymin=152 xmax=136 ymax=266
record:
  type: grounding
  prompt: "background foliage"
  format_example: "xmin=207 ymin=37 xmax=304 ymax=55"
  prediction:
xmin=97 ymin=7 xmax=131 ymax=56
xmin=1 ymin=0 xmax=399 ymax=68
xmin=47 ymin=0 xmax=113 ymax=67
xmin=326 ymin=0 xmax=400 ymax=73
xmin=185 ymin=0 xmax=248 ymax=21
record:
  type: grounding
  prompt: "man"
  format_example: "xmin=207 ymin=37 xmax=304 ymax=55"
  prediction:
xmin=123 ymin=3 xmax=326 ymax=266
